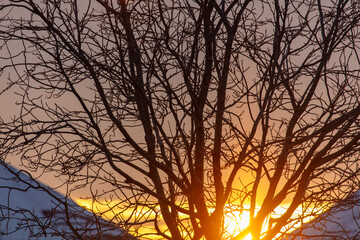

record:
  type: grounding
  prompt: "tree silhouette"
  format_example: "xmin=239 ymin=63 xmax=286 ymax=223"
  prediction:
xmin=1 ymin=0 xmax=360 ymax=239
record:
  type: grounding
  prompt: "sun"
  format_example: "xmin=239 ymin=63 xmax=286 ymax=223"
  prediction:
xmin=223 ymin=205 xmax=254 ymax=240
xmin=222 ymin=204 xmax=326 ymax=240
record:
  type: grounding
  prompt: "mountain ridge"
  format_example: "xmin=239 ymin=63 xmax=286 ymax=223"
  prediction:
xmin=0 ymin=162 xmax=135 ymax=239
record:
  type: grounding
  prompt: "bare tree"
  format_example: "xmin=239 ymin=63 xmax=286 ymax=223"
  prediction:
xmin=1 ymin=0 xmax=360 ymax=239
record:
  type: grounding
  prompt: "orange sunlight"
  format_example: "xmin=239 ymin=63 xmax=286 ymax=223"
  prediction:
xmin=223 ymin=205 xmax=252 ymax=240
xmin=223 ymin=204 xmax=325 ymax=240
xmin=75 ymin=199 xmax=323 ymax=239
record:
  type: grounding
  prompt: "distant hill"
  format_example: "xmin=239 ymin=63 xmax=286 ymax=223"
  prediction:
xmin=283 ymin=192 xmax=360 ymax=240
xmin=0 ymin=162 xmax=136 ymax=239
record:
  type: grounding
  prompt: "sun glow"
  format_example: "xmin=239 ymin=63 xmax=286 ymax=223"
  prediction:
xmin=222 ymin=203 xmax=324 ymax=240
xmin=75 ymin=199 xmax=323 ymax=239
xmin=223 ymin=205 xmax=252 ymax=239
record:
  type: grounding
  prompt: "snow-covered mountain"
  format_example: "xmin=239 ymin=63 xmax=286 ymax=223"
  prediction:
xmin=0 ymin=162 xmax=136 ymax=239
xmin=284 ymin=193 xmax=360 ymax=240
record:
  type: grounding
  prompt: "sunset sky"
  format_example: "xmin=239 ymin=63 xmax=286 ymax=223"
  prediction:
xmin=1 ymin=1 xmax=360 ymax=239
